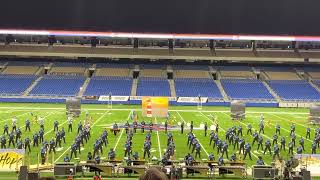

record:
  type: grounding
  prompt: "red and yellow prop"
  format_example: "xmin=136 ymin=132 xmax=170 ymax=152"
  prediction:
xmin=142 ymin=97 xmax=169 ymax=118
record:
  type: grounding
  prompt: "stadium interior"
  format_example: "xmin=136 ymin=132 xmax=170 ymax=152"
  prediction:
xmin=0 ymin=32 xmax=320 ymax=180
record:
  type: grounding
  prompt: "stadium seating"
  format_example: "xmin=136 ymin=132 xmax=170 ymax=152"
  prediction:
xmin=84 ymin=76 xmax=133 ymax=96
xmin=95 ymin=68 xmax=130 ymax=77
xmin=140 ymin=69 xmax=166 ymax=77
xmin=221 ymin=79 xmax=274 ymax=100
xmin=53 ymin=62 xmax=91 ymax=67
xmin=139 ymin=64 xmax=167 ymax=69
xmin=173 ymin=65 xmax=209 ymax=70
xmin=137 ymin=77 xmax=170 ymax=96
xmin=175 ymin=78 xmax=223 ymax=98
xmin=264 ymin=71 xmax=300 ymax=80
xmin=49 ymin=67 xmax=86 ymax=76
xmin=312 ymin=80 xmax=320 ymax=88
xmin=174 ymin=70 xmax=210 ymax=78
xmin=29 ymin=75 xmax=85 ymax=96
xmin=95 ymin=63 xmax=133 ymax=68
xmin=267 ymin=80 xmax=320 ymax=101
xmin=307 ymin=72 xmax=320 ymax=80
xmin=220 ymin=71 xmax=255 ymax=79
xmin=0 ymin=74 xmax=36 ymax=95
xmin=257 ymin=66 xmax=301 ymax=80
xmin=2 ymin=66 xmax=39 ymax=75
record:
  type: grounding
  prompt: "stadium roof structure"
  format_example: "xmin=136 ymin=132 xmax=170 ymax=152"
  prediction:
xmin=1 ymin=29 xmax=320 ymax=41
xmin=1 ymin=29 xmax=320 ymax=63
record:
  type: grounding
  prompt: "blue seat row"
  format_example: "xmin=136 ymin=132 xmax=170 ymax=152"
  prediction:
xmin=84 ymin=76 xmax=132 ymax=96
xmin=30 ymin=75 xmax=85 ymax=96
xmin=0 ymin=74 xmax=36 ymax=95
xmin=137 ymin=77 xmax=170 ymax=96
xmin=268 ymin=80 xmax=320 ymax=101
xmin=174 ymin=78 xmax=223 ymax=98
xmin=221 ymin=79 xmax=274 ymax=100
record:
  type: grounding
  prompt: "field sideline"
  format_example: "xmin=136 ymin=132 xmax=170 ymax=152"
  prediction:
xmin=0 ymin=103 xmax=316 ymax=179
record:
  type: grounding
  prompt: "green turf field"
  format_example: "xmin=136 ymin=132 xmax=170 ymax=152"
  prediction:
xmin=0 ymin=103 xmax=315 ymax=179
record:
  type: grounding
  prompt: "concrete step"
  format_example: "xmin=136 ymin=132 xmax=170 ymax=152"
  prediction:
xmin=131 ymin=78 xmax=138 ymax=96
xmin=215 ymin=80 xmax=229 ymax=101
xmin=78 ymin=77 xmax=91 ymax=97
xmin=168 ymin=79 xmax=176 ymax=97
xmin=262 ymin=81 xmax=281 ymax=101
xmin=23 ymin=76 xmax=43 ymax=96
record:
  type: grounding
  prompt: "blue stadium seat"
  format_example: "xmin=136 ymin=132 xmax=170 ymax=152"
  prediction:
xmin=84 ymin=76 xmax=133 ymax=96
xmin=268 ymin=80 xmax=320 ymax=101
xmin=0 ymin=74 xmax=36 ymax=95
xmin=137 ymin=77 xmax=170 ymax=96
xmin=30 ymin=75 xmax=85 ymax=96
xmin=221 ymin=79 xmax=274 ymax=100
xmin=175 ymin=78 xmax=223 ymax=98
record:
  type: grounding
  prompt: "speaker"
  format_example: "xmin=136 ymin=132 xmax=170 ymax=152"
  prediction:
xmin=28 ymin=172 xmax=39 ymax=180
xmin=90 ymin=37 xmax=99 ymax=47
xmin=19 ymin=166 xmax=28 ymax=180
xmin=48 ymin=35 xmax=56 ymax=45
xmin=168 ymin=39 xmax=174 ymax=49
xmin=133 ymin=38 xmax=139 ymax=48
xmin=301 ymin=169 xmax=311 ymax=180
xmin=5 ymin=34 xmax=14 ymax=45
xmin=209 ymin=40 xmax=214 ymax=50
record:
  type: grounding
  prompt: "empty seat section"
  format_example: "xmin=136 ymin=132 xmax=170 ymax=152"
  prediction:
xmin=173 ymin=65 xmax=209 ymax=70
xmin=137 ymin=77 xmax=170 ymax=96
xmin=95 ymin=68 xmax=130 ymax=77
xmin=49 ymin=67 xmax=86 ymax=76
xmin=268 ymin=80 xmax=320 ymax=101
xmin=2 ymin=66 xmax=39 ymax=75
xmin=308 ymin=72 xmax=320 ymax=79
xmin=175 ymin=78 xmax=222 ymax=98
xmin=221 ymin=79 xmax=274 ymax=100
xmin=30 ymin=75 xmax=85 ymax=96
xmin=84 ymin=76 xmax=132 ymax=96
xmin=0 ymin=75 xmax=36 ymax=95
xmin=220 ymin=71 xmax=254 ymax=79
xmin=264 ymin=71 xmax=300 ymax=80
xmin=174 ymin=70 xmax=210 ymax=78
xmin=140 ymin=69 xmax=166 ymax=77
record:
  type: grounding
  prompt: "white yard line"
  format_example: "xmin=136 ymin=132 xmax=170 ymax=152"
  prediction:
xmin=199 ymin=111 xmax=226 ymax=132
xmin=54 ymin=111 xmax=110 ymax=163
xmin=154 ymin=117 xmax=163 ymax=159
xmin=0 ymin=111 xmax=31 ymax=123
xmin=269 ymin=113 xmax=312 ymax=130
xmin=114 ymin=110 xmax=132 ymax=151
xmin=21 ymin=110 xmax=61 ymax=129
xmin=114 ymin=129 xmax=125 ymax=151
xmin=176 ymin=111 xmax=209 ymax=156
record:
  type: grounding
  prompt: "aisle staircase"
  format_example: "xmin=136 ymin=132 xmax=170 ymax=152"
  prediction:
xmin=262 ymin=81 xmax=281 ymax=101
xmin=169 ymin=79 xmax=176 ymax=97
xmin=215 ymin=80 xmax=229 ymax=101
xmin=131 ymin=78 xmax=138 ymax=96
xmin=78 ymin=77 xmax=91 ymax=97
xmin=23 ymin=76 xmax=43 ymax=96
